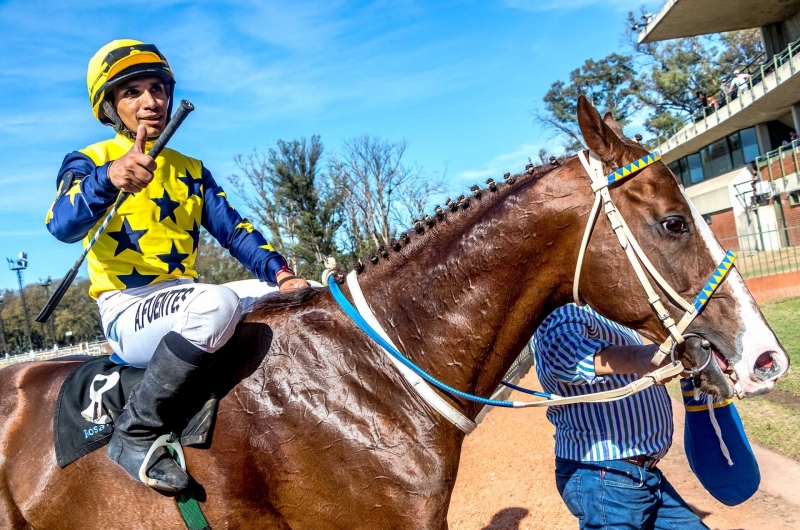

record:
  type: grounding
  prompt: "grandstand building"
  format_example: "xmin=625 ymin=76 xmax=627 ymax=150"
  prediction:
xmin=639 ymin=0 xmax=800 ymax=260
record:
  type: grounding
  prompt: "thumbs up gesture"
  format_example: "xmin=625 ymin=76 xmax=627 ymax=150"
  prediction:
xmin=107 ymin=125 xmax=157 ymax=193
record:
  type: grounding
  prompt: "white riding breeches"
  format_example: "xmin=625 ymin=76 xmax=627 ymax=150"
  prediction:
xmin=98 ymin=278 xmax=282 ymax=368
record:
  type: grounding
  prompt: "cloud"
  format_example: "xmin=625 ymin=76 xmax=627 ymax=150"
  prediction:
xmin=158 ymin=3 xmax=477 ymax=125
xmin=504 ymin=0 xmax=641 ymax=11
xmin=458 ymin=142 xmax=545 ymax=180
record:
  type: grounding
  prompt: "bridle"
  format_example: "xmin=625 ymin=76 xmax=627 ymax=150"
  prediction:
xmin=326 ymin=148 xmax=738 ymax=434
xmin=574 ymin=150 xmax=736 ymax=369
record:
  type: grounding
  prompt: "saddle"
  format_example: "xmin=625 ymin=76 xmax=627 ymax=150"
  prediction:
xmin=54 ymin=356 xmax=217 ymax=468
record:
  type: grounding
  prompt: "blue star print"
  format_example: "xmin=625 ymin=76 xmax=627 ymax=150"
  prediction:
xmin=151 ymin=189 xmax=180 ymax=223
xmin=107 ymin=217 xmax=147 ymax=256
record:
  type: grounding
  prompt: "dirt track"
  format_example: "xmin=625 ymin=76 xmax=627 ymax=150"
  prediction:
xmin=448 ymin=369 xmax=800 ymax=530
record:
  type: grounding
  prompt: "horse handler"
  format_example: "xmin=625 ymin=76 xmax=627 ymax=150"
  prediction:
xmin=532 ymin=304 xmax=708 ymax=530
xmin=45 ymin=39 xmax=309 ymax=491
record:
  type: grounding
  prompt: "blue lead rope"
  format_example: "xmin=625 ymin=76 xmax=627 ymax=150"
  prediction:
xmin=327 ymin=276 xmax=539 ymax=408
xmin=498 ymin=379 xmax=551 ymax=398
xmin=328 ymin=247 xmax=737 ymax=409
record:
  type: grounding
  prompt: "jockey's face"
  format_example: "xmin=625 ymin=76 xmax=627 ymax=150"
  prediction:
xmin=109 ymin=76 xmax=169 ymax=138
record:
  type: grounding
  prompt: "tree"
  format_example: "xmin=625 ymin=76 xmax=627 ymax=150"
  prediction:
xmin=329 ymin=135 xmax=446 ymax=256
xmin=537 ymin=11 xmax=765 ymax=145
xmin=195 ymin=232 xmax=253 ymax=284
xmin=717 ymin=30 xmax=765 ymax=69
xmin=53 ymin=278 xmax=104 ymax=346
xmin=229 ymin=136 xmax=342 ymax=278
xmin=536 ymin=53 xmax=644 ymax=152
xmin=0 ymin=278 xmax=102 ymax=354
xmin=625 ymin=11 xmax=764 ymax=138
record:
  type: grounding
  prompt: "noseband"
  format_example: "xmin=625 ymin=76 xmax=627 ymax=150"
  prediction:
xmin=574 ymin=151 xmax=736 ymax=369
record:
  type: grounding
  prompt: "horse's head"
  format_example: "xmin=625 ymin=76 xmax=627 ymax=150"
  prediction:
xmin=574 ymin=96 xmax=788 ymax=398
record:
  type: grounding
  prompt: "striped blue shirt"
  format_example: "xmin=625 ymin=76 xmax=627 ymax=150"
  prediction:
xmin=533 ymin=304 xmax=673 ymax=462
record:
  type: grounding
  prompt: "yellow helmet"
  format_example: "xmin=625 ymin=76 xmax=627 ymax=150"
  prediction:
xmin=87 ymin=39 xmax=175 ymax=125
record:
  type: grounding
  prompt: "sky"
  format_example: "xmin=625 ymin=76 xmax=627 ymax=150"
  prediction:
xmin=0 ymin=0 xmax=660 ymax=291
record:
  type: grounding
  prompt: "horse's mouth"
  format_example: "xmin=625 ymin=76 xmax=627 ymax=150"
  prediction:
xmin=711 ymin=347 xmax=747 ymax=399
xmin=697 ymin=341 xmax=784 ymax=398
xmin=684 ymin=337 xmax=739 ymax=399
xmin=711 ymin=348 xmax=729 ymax=372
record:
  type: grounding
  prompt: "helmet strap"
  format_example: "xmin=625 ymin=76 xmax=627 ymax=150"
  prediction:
xmin=102 ymin=100 xmax=135 ymax=139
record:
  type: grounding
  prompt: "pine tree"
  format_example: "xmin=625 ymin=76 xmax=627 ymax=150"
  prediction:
xmin=536 ymin=10 xmax=764 ymax=147
xmin=229 ymin=136 xmax=343 ymax=279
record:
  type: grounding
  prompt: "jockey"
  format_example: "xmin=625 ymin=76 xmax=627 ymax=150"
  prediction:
xmin=45 ymin=39 xmax=309 ymax=491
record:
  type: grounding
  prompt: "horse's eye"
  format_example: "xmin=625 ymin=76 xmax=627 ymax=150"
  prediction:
xmin=661 ymin=217 xmax=688 ymax=234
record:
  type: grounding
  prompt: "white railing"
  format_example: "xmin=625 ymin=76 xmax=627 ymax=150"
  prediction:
xmin=0 ymin=340 xmax=109 ymax=368
xmin=655 ymin=38 xmax=800 ymax=155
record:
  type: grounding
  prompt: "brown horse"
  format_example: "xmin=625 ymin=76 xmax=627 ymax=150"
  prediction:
xmin=0 ymin=97 xmax=788 ymax=529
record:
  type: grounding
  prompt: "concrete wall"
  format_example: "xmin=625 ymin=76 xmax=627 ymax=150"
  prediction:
xmin=745 ymin=269 xmax=800 ymax=302
xmin=762 ymin=10 xmax=800 ymax=58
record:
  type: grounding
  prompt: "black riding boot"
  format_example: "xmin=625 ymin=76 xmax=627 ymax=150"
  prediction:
xmin=107 ymin=331 xmax=210 ymax=491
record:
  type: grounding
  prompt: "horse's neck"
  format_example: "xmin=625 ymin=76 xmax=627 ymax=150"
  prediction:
xmin=357 ymin=162 xmax=586 ymax=417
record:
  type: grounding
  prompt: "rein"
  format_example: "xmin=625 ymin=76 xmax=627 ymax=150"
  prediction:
xmin=328 ymin=273 xmax=683 ymax=413
xmin=327 ymin=148 xmax=736 ymax=430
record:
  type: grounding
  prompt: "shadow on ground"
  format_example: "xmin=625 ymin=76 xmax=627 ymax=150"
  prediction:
xmin=480 ymin=507 xmax=529 ymax=530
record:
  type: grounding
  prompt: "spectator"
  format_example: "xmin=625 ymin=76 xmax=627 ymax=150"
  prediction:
xmin=695 ymin=90 xmax=709 ymax=117
xmin=791 ymin=131 xmax=798 ymax=144
xmin=694 ymin=89 xmax=707 ymax=107
xmin=732 ymin=69 xmax=751 ymax=92
xmin=707 ymin=94 xmax=718 ymax=109
xmin=729 ymin=80 xmax=739 ymax=100
xmin=719 ymin=81 xmax=732 ymax=105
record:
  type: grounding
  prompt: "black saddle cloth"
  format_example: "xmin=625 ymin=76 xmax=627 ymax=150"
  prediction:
xmin=54 ymin=356 xmax=217 ymax=468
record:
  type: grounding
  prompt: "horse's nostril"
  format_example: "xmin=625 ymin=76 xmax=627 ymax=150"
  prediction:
xmin=754 ymin=351 xmax=779 ymax=380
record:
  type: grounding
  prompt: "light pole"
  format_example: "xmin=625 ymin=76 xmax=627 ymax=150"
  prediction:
xmin=7 ymin=252 xmax=33 ymax=352
xmin=0 ymin=293 xmax=8 ymax=355
xmin=40 ymin=276 xmax=58 ymax=349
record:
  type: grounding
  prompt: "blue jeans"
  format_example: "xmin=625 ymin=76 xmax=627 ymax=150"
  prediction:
xmin=555 ymin=457 xmax=709 ymax=530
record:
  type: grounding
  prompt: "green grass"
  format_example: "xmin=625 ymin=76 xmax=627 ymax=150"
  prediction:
xmin=760 ymin=296 xmax=800 ymax=396
xmin=734 ymin=397 xmax=800 ymax=461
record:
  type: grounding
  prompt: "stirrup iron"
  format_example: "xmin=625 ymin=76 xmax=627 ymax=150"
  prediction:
xmin=138 ymin=434 xmax=187 ymax=491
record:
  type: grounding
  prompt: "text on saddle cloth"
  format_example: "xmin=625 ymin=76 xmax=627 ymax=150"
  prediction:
xmin=54 ymin=356 xmax=217 ymax=468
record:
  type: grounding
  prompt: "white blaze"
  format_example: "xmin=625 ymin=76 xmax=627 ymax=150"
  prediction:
xmin=682 ymin=190 xmax=788 ymax=395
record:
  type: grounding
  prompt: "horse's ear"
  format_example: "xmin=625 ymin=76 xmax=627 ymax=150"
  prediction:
xmin=602 ymin=111 xmax=626 ymax=139
xmin=577 ymin=95 xmax=626 ymax=162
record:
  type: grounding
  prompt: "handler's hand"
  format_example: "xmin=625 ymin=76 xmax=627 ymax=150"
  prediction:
xmin=276 ymin=270 xmax=310 ymax=292
xmin=638 ymin=345 xmax=679 ymax=385
xmin=107 ymin=125 xmax=156 ymax=193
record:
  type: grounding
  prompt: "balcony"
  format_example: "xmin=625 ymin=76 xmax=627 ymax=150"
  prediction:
xmin=755 ymin=141 xmax=800 ymax=195
xmin=638 ymin=0 xmax=800 ymax=44
xmin=654 ymin=39 xmax=800 ymax=164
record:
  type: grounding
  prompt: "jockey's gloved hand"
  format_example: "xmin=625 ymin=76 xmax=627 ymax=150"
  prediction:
xmin=276 ymin=268 xmax=309 ymax=292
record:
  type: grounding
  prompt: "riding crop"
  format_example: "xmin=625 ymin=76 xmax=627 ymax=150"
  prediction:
xmin=36 ymin=99 xmax=195 ymax=324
